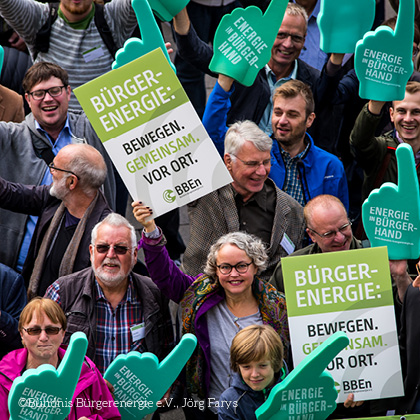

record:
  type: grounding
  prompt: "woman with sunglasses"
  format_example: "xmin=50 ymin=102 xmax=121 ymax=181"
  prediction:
xmin=133 ymin=203 xmax=289 ymax=420
xmin=0 ymin=297 xmax=120 ymax=420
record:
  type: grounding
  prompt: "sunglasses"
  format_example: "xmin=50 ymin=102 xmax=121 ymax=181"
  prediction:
xmin=94 ymin=244 xmax=133 ymax=255
xmin=22 ymin=327 xmax=62 ymax=336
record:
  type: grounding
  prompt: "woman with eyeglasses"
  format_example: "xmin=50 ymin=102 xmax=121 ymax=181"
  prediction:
xmin=0 ymin=297 xmax=120 ymax=420
xmin=133 ymin=203 xmax=289 ymax=420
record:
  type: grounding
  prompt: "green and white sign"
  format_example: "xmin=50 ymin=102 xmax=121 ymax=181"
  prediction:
xmin=354 ymin=0 xmax=413 ymax=101
xmin=104 ymin=333 xmax=197 ymax=419
xmin=8 ymin=332 xmax=88 ymax=420
xmin=74 ymin=48 xmax=232 ymax=217
xmin=282 ymin=247 xmax=403 ymax=403
xmin=362 ymin=143 xmax=420 ymax=260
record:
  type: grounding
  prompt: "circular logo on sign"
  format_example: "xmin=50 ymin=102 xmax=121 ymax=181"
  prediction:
xmin=163 ymin=189 xmax=176 ymax=203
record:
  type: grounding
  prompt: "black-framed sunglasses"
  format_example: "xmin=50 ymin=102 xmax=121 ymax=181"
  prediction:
xmin=27 ymin=85 xmax=67 ymax=101
xmin=48 ymin=162 xmax=80 ymax=180
xmin=94 ymin=244 xmax=134 ymax=255
xmin=217 ymin=262 xmax=253 ymax=275
xmin=22 ymin=327 xmax=62 ymax=336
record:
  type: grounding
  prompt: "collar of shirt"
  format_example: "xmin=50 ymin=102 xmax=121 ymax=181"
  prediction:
xmin=36 ymin=115 xmax=72 ymax=154
xmin=94 ymin=274 xmax=137 ymax=305
xmin=231 ymin=182 xmax=269 ymax=211
xmin=395 ymin=130 xmax=420 ymax=165
xmin=279 ymin=137 xmax=310 ymax=162
xmin=265 ymin=60 xmax=298 ymax=86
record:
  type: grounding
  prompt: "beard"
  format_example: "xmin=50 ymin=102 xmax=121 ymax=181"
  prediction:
xmin=61 ymin=0 xmax=92 ymax=16
xmin=50 ymin=177 xmax=69 ymax=200
xmin=92 ymin=257 xmax=132 ymax=288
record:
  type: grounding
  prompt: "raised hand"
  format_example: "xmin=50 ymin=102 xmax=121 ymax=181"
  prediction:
xmin=255 ymin=332 xmax=349 ymax=420
xmin=8 ymin=332 xmax=88 ymax=420
xmin=354 ymin=0 xmax=414 ymax=101
xmin=104 ymin=333 xmax=197 ymax=419
xmin=318 ymin=0 xmax=375 ymax=53
xmin=209 ymin=0 xmax=288 ymax=87
xmin=362 ymin=143 xmax=420 ymax=260
xmin=146 ymin=0 xmax=190 ymax=22
xmin=113 ymin=0 xmax=175 ymax=71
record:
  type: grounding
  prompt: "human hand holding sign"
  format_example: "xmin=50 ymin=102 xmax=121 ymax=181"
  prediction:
xmin=112 ymin=0 xmax=175 ymax=71
xmin=318 ymin=0 xmax=375 ymax=53
xmin=354 ymin=0 xmax=414 ymax=101
xmin=362 ymin=143 xmax=420 ymax=260
xmin=255 ymin=332 xmax=349 ymax=420
xmin=209 ymin=0 xmax=288 ymax=87
xmin=8 ymin=332 xmax=88 ymax=420
xmin=104 ymin=333 xmax=197 ymax=419
xmin=146 ymin=0 xmax=190 ymax=22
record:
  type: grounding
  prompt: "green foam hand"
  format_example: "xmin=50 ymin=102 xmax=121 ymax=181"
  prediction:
xmin=8 ymin=332 xmax=88 ymax=420
xmin=146 ymin=0 xmax=190 ymax=22
xmin=318 ymin=0 xmax=375 ymax=53
xmin=209 ymin=0 xmax=288 ymax=87
xmin=0 ymin=46 xmax=3 ymax=78
xmin=255 ymin=332 xmax=350 ymax=420
xmin=104 ymin=333 xmax=197 ymax=419
xmin=112 ymin=0 xmax=175 ymax=72
xmin=362 ymin=143 xmax=420 ymax=260
xmin=354 ymin=0 xmax=414 ymax=101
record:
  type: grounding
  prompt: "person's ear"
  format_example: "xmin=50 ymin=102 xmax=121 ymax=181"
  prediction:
xmin=306 ymin=112 xmax=315 ymax=129
xmin=306 ymin=227 xmax=317 ymax=244
xmin=224 ymin=153 xmax=232 ymax=170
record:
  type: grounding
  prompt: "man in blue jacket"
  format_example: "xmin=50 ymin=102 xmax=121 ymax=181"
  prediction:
xmin=204 ymin=73 xmax=349 ymax=210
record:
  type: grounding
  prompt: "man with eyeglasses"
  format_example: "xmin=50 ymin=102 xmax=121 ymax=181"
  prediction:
xmin=0 ymin=62 xmax=116 ymax=275
xmin=45 ymin=213 xmax=173 ymax=375
xmin=270 ymin=194 xmax=359 ymax=292
xmin=0 ymin=143 xmax=112 ymax=299
xmin=173 ymin=3 xmax=347 ymax=151
xmin=182 ymin=119 xmax=305 ymax=281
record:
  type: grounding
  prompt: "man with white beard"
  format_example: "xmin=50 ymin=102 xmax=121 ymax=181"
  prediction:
xmin=45 ymin=213 xmax=174 ymax=374
xmin=0 ymin=143 xmax=111 ymax=297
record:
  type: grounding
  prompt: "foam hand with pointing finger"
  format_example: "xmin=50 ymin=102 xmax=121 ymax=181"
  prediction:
xmin=113 ymin=0 xmax=175 ymax=72
xmin=209 ymin=0 xmax=288 ymax=87
xmin=354 ymin=0 xmax=414 ymax=101
xmin=318 ymin=0 xmax=375 ymax=53
xmin=8 ymin=332 xmax=88 ymax=420
xmin=0 ymin=46 xmax=3 ymax=78
xmin=255 ymin=332 xmax=349 ymax=420
xmin=362 ymin=143 xmax=420 ymax=260
xmin=146 ymin=0 xmax=189 ymax=22
xmin=104 ymin=333 xmax=197 ymax=419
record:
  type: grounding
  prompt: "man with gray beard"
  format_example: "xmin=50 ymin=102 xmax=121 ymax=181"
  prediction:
xmin=45 ymin=213 xmax=174 ymax=374
xmin=0 ymin=143 xmax=111 ymax=297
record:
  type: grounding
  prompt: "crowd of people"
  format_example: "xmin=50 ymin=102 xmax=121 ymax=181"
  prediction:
xmin=0 ymin=0 xmax=420 ymax=418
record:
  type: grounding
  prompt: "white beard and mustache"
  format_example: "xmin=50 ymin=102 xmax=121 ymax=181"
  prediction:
xmin=50 ymin=176 xmax=70 ymax=200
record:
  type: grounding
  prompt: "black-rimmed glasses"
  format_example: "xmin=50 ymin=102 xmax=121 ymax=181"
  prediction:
xmin=27 ymin=85 xmax=67 ymax=101
xmin=48 ymin=162 xmax=80 ymax=180
xmin=217 ymin=262 xmax=253 ymax=274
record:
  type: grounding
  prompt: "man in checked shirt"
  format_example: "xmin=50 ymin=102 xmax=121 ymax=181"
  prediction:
xmin=45 ymin=212 xmax=173 ymax=374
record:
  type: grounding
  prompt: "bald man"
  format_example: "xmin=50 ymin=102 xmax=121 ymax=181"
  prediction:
xmin=0 ymin=143 xmax=112 ymax=298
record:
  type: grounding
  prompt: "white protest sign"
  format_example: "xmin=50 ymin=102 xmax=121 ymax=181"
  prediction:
xmin=74 ymin=48 xmax=232 ymax=217
xmin=282 ymin=247 xmax=403 ymax=403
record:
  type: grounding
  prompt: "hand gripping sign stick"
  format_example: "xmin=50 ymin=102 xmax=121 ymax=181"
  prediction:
xmin=8 ymin=332 xmax=88 ymax=420
xmin=256 ymin=332 xmax=350 ymax=420
xmin=354 ymin=0 xmax=414 ymax=101
xmin=209 ymin=0 xmax=288 ymax=87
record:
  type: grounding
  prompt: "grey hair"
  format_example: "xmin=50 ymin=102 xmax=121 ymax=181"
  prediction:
xmin=91 ymin=213 xmax=137 ymax=249
xmin=224 ymin=120 xmax=272 ymax=158
xmin=66 ymin=144 xmax=107 ymax=197
xmin=285 ymin=3 xmax=308 ymax=32
xmin=204 ymin=231 xmax=268 ymax=279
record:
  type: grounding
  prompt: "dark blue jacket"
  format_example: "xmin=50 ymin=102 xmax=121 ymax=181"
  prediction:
xmin=0 ymin=263 xmax=26 ymax=359
xmin=218 ymin=367 xmax=288 ymax=420
xmin=203 ymin=82 xmax=349 ymax=210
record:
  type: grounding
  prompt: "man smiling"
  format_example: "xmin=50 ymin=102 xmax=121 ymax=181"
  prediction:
xmin=351 ymin=81 xmax=420 ymax=200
